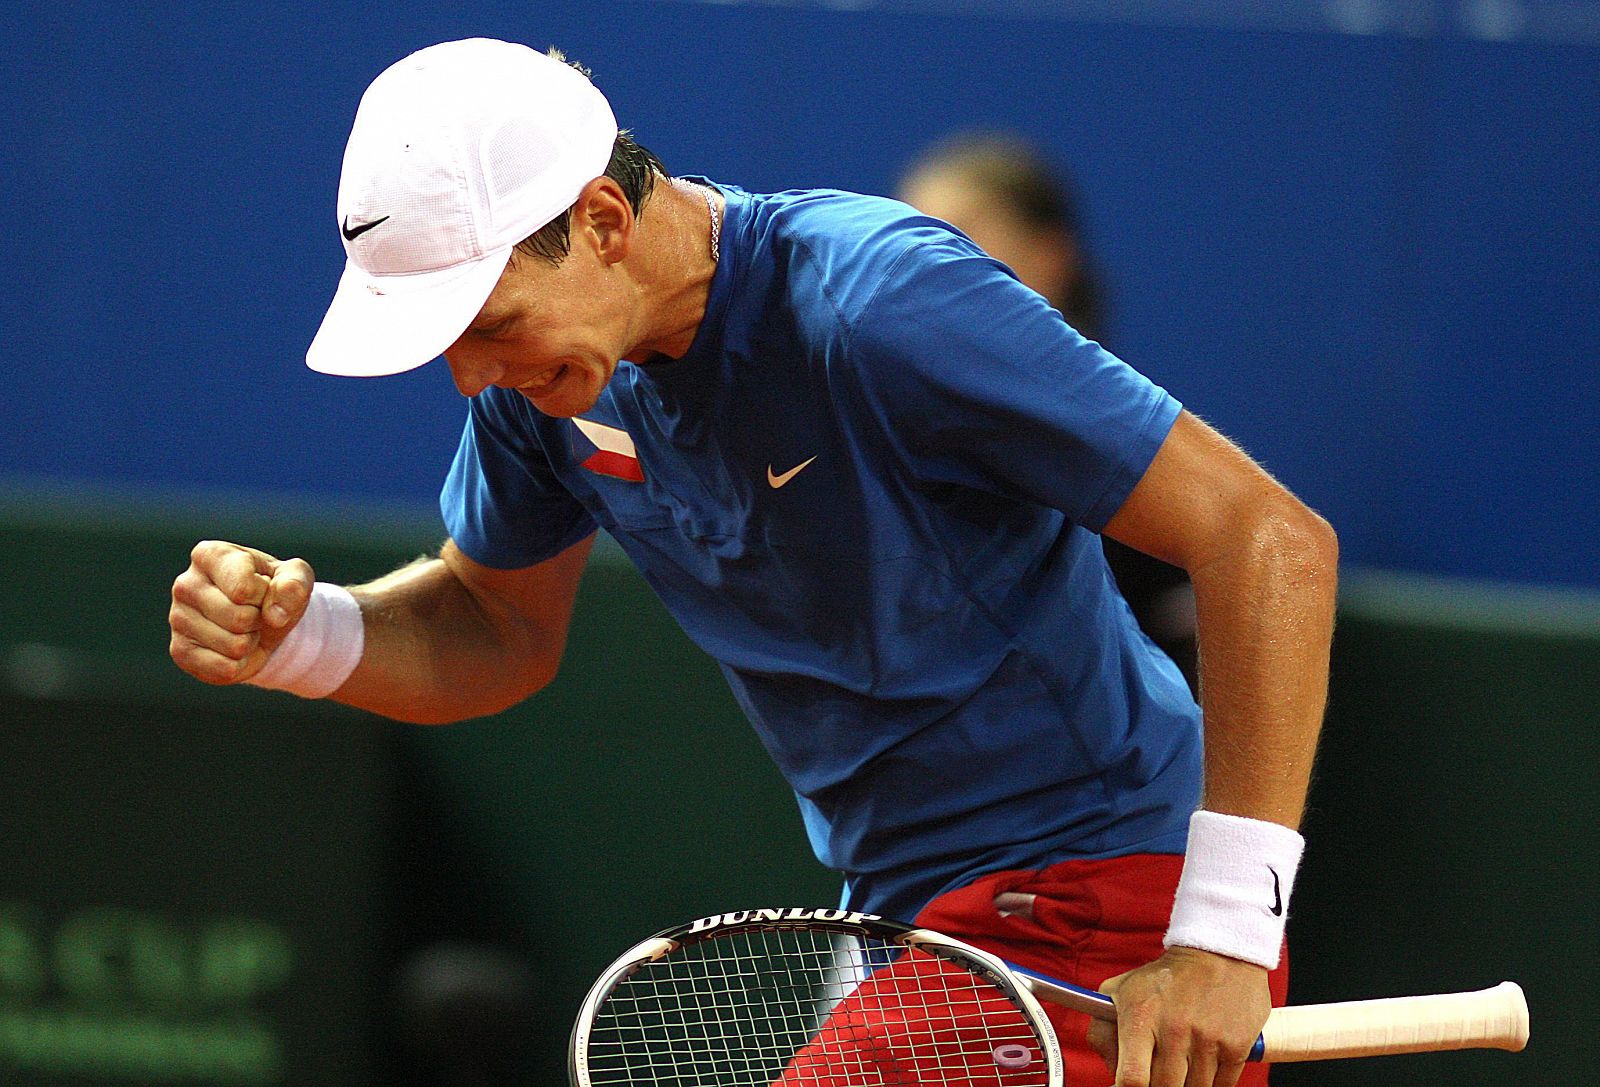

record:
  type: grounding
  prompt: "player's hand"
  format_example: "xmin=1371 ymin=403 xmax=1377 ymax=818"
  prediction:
xmin=1087 ymin=946 xmax=1269 ymax=1087
xmin=169 ymin=540 xmax=315 ymax=684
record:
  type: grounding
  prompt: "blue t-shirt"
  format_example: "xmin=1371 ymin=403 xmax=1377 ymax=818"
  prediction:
xmin=441 ymin=181 xmax=1201 ymax=922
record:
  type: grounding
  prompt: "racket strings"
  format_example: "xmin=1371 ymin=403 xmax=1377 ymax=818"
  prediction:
xmin=582 ymin=928 xmax=1051 ymax=1085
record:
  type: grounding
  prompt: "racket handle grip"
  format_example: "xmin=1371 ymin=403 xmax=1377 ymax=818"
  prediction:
xmin=1255 ymin=981 xmax=1529 ymax=1062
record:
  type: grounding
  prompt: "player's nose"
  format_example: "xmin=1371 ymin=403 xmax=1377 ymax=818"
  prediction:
xmin=443 ymin=350 xmax=506 ymax=398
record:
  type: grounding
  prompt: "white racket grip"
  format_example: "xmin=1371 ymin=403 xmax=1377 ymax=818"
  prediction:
xmin=1259 ymin=981 xmax=1529 ymax=1062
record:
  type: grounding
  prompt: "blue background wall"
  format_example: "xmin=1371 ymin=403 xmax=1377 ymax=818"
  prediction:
xmin=4 ymin=0 xmax=1597 ymax=587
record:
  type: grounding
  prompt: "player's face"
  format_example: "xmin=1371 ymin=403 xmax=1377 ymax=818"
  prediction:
xmin=443 ymin=240 xmax=639 ymax=418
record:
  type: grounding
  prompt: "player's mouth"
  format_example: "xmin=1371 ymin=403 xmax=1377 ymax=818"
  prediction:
xmin=513 ymin=356 xmax=614 ymax=417
xmin=516 ymin=364 xmax=568 ymax=393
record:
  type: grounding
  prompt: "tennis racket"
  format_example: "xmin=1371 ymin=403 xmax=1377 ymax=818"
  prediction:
xmin=570 ymin=907 xmax=1529 ymax=1086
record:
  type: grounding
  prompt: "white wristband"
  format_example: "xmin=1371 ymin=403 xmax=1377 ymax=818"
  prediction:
xmin=1164 ymin=809 xmax=1304 ymax=968
xmin=244 ymin=582 xmax=364 ymax=699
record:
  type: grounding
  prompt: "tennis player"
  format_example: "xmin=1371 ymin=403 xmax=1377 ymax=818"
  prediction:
xmin=168 ymin=38 xmax=1337 ymax=1087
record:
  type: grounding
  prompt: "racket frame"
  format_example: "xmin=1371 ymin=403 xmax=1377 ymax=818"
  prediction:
xmin=569 ymin=908 xmax=1064 ymax=1086
xmin=571 ymin=907 xmax=1529 ymax=1083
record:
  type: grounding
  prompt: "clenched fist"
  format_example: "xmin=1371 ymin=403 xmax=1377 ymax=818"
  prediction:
xmin=169 ymin=540 xmax=316 ymax=684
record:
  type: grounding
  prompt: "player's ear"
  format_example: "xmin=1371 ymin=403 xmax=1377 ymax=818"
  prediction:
xmin=574 ymin=176 xmax=633 ymax=265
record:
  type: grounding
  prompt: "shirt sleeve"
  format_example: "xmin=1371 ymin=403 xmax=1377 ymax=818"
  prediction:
xmin=440 ymin=388 xmax=597 ymax=569
xmin=847 ymin=238 xmax=1181 ymax=533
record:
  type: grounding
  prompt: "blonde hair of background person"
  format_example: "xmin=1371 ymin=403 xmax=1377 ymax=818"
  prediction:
xmin=898 ymin=132 xmax=1104 ymax=339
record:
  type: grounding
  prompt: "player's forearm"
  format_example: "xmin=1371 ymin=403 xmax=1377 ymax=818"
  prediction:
xmin=331 ymin=555 xmax=561 ymax=724
xmin=1186 ymin=495 xmax=1338 ymax=829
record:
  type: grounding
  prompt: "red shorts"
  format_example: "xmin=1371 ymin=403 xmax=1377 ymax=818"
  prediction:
xmin=914 ymin=853 xmax=1290 ymax=1087
xmin=773 ymin=948 xmax=1063 ymax=1085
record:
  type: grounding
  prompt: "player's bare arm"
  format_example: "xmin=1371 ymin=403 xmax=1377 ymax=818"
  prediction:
xmin=1107 ymin=409 xmax=1337 ymax=825
xmin=169 ymin=533 xmax=594 ymax=724
xmin=1093 ymin=408 xmax=1339 ymax=1087
xmin=334 ymin=534 xmax=595 ymax=722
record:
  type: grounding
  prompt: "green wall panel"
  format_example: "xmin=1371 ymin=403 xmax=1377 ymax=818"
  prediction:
xmin=1278 ymin=582 xmax=1598 ymax=1086
xmin=2 ymin=492 xmax=1590 ymax=1085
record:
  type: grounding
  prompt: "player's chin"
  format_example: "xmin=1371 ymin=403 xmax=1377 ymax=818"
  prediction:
xmin=517 ymin=360 xmax=609 ymax=418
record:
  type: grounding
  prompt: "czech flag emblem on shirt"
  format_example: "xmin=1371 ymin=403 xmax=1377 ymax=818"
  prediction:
xmin=571 ymin=417 xmax=645 ymax=482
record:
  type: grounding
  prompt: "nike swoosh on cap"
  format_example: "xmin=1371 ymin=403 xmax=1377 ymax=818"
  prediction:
xmin=341 ymin=214 xmax=390 ymax=241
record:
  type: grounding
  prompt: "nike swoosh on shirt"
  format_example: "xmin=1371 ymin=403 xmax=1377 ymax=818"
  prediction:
xmin=766 ymin=456 xmax=818 ymax=488
xmin=341 ymin=214 xmax=390 ymax=241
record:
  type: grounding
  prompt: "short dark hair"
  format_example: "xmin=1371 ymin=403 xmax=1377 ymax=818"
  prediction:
xmin=514 ymin=50 xmax=667 ymax=265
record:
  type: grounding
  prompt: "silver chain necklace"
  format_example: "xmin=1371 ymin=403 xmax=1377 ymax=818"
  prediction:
xmin=674 ymin=178 xmax=721 ymax=263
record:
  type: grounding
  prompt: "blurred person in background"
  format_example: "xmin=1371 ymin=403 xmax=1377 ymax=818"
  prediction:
xmin=897 ymin=133 xmax=1198 ymax=694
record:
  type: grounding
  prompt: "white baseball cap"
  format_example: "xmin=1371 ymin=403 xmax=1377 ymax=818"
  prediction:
xmin=306 ymin=38 xmax=619 ymax=377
